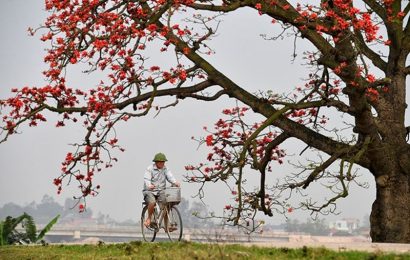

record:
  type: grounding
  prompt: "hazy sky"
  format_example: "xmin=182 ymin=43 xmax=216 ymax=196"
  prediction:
xmin=0 ymin=0 xmax=392 ymax=224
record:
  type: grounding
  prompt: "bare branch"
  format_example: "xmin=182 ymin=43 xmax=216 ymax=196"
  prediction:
xmin=179 ymin=90 xmax=226 ymax=101
xmin=258 ymin=132 xmax=290 ymax=216
xmin=288 ymin=152 xmax=342 ymax=190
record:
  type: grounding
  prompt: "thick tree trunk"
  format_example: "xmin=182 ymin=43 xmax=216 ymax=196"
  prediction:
xmin=370 ymin=166 xmax=410 ymax=243
xmin=365 ymin=65 xmax=409 ymax=243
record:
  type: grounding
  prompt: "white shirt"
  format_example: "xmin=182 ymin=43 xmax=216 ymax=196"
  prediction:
xmin=143 ymin=163 xmax=177 ymax=192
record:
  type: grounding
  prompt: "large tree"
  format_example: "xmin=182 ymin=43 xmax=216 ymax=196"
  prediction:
xmin=0 ymin=0 xmax=409 ymax=242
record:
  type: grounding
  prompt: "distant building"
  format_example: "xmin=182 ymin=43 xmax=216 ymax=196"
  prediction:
xmin=329 ymin=218 xmax=360 ymax=234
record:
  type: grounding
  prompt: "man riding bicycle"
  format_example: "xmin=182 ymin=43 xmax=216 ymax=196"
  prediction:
xmin=143 ymin=152 xmax=180 ymax=228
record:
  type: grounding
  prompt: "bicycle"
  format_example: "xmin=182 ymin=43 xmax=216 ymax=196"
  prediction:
xmin=141 ymin=187 xmax=183 ymax=242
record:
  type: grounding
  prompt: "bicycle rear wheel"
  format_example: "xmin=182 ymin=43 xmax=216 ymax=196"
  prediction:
xmin=165 ymin=206 xmax=183 ymax=241
xmin=141 ymin=205 xmax=157 ymax=242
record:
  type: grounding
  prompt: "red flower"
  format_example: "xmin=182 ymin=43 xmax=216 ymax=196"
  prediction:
xmin=185 ymin=165 xmax=195 ymax=171
xmin=53 ymin=178 xmax=62 ymax=186
xmin=147 ymin=24 xmax=157 ymax=32
xmin=287 ymin=207 xmax=293 ymax=213
xmin=222 ymin=109 xmax=231 ymax=115
xmin=366 ymin=74 xmax=376 ymax=83
xmin=85 ymin=145 xmax=92 ymax=155
xmin=56 ymin=121 xmax=65 ymax=127
xmin=93 ymin=39 xmax=108 ymax=50
xmin=178 ymin=70 xmax=187 ymax=81
xmin=69 ymin=57 xmax=77 ymax=64
xmin=109 ymin=138 xmax=118 ymax=145
xmin=205 ymin=135 xmax=213 ymax=146
xmin=397 ymin=11 xmax=405 ymax=19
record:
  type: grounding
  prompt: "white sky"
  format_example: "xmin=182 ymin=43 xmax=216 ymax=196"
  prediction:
xmin=0 ymin=0 xmax=385 ymax=224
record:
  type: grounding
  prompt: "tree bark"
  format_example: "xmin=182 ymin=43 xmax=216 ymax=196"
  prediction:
xmin=370 ymin=164 xmax=410 ymax=243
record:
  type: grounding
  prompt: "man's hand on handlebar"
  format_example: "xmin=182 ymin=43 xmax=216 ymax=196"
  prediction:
xmin=148 ymin=184 xmax=155 ymax=190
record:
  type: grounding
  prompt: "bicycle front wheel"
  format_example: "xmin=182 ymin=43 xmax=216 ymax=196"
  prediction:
xmin=165 ymin=206 xmax=183 ymax=241
xmin=141 ymin=205 xmax=157 ymax=242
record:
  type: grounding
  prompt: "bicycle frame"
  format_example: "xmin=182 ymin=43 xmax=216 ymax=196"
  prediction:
xmin=141 ymin=201 xmax=183 ymax=242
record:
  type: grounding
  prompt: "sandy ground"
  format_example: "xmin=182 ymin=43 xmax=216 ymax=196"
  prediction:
xmin=246 ymin=241 xmax=410 ymax=254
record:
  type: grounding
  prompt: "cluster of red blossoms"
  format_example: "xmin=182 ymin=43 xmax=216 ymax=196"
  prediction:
xmin=259 ymin=0 xmax=397 ymax=103
xmin=254 ymin=0 xmax=382 ymax=41
xmin=186 ymin=106 xmax=287 ymax=185
xmin=2 ymin=0 xmax=401 ymax=217
xmin=2 ymin=0 xmax=221 ymax=209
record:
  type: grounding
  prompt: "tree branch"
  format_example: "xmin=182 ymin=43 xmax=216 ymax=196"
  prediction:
xmin=353 ymin=29 xmax=388 ymax=72
xmin=0 ymin=105 xmax=46 ymax=144
xmin=402 ymin=5 xmax=410 ymax=52
xmin=259 ymin=132 xmax=290 ymax=170
xmin=362 ymin=0 xmax=387 ymax=20
xmin=190 ymin=1 xmax=250 ymax=12
xmin=41 ymin=80 xmax=216 ymax=114
xmin=166 ymin=27 xmax=371 ymax=168
xmin=288 ymin=152 xmax=342 ymax=190
xmin=404 ymin=2 xmax=410 ymax=16
xmin=405 ymin=66 xmax=410 ymax=75
xmin=179 ymin=89 xmax=226 ymax=101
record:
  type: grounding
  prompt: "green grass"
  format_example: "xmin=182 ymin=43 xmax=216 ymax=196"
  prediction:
xmin=0 ymin=241 xmax=408 ymax=259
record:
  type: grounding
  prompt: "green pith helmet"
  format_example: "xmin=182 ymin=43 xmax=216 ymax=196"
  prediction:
xmin=153 ymin=152 xmax=168 ymax=162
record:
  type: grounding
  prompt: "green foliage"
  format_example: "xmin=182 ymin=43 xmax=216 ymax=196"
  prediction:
xmin=22 ymin=214 xmax=36 ymax=242
xmin=1 ymin=214 xmax=28 ymax=245
xmin=36 ymin=214 xmax=60 ymax=242
xmin=0 ymin=213 xmax=60 ymax=246
xmin=0 ymin=242 xmax=409 ymax=259
xmin=0 ymin=222 xmax=4 ymax=246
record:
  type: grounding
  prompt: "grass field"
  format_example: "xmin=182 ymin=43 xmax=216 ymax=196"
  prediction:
xmin=1 ymin=241 xmax=409 ymax=259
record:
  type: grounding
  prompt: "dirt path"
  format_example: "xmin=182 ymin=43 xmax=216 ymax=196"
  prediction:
xmin=246 ymin=241 xmax=410 ymax=253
